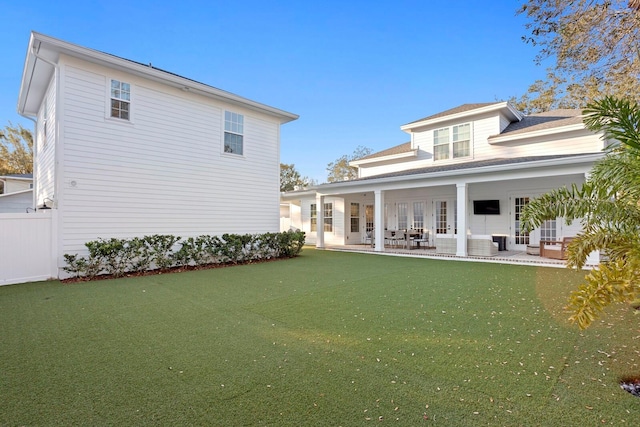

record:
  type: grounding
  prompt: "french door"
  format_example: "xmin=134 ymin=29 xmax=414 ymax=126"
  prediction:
xmin=512 ymin=196 xmax=557 ymax=249
xmin=434 ymin=199 xmax=457 ymax=236
xmin=349 ymin=202 xmax=361 ymax=243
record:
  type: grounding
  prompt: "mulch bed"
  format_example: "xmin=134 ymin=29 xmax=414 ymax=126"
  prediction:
xmin=61 ymin=257 xmax=288 ymax=284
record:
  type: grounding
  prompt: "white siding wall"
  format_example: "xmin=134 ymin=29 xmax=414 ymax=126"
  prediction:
xmin=0 ymin=191 xmax=33 ymax=213
xmin=359 ymin=112 xmax=603 ymax=179
xmin=35 ymin=75 xmax=57 ymax=206
xmin=300 ymin=197 xmax=344 ymax=245
xmin=359 ymin=114 xmax=502 ymax=178
xmin=466 ymin=176 xmax=586 ymax=238
xmin=57 ymin=57 xmax=282 ymax=256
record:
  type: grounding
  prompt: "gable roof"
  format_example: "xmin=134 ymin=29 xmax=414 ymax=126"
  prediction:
xmin=405 ymin=103 xmax=500 ymax=125
xmin=357 ymin=142 xmax=412 ymax=161
xmin=497 ymin=109 xmax=583 ymax=136
xmin=400 ymin=102 xmax=523 ymax=132
xmin=18 ymin=32 xmax=298 ymax=123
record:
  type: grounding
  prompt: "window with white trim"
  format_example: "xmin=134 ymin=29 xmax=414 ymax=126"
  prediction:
xmin=514 ymin=197 xmax=530 ymax=245
xmin=433 ymin=123 xmax=471 ymax=160
xmin=540 ymin=219 xmax=557 ymax=241
xmin=310 ymin=203 xmax=317 ymax=232
xmin=110 ymin=79 xmax=130 ymax=120
xmin=224 ymin=111 xmax=244 ymax=155
xmin=452 ymin=123 xmax=470 ymax=158
xmin=433 ymin=127 xmax=449 ymax=160
xmin=350 ymin=203 xmax=360 ymax=233
xmin=397 ymin=202 xmax=408 ymax=230
xmin=324 ymin=203 xmax=333 ymax=232
xmin=413 ymin=202 xmax=424 ymax=230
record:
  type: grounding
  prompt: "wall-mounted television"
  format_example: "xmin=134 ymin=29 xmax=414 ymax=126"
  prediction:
xmin=473 ymin=200 xmax=500 ymax=215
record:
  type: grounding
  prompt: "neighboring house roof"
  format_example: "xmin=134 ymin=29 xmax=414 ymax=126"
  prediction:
xmin=18 ymin=32 xmax=298 ymax=123
xmin=327 ymin=153 xmax=602 ymax=184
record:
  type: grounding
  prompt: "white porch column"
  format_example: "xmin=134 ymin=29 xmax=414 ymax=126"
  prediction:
xmin=316 ymin=194 xmax=325 ymax=249
xmin=456 ymin=183 xmax=468 ymax=256
xmin=374 ymin=190 xmax=385 ymax=252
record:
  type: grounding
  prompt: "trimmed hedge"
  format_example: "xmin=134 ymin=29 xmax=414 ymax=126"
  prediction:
xmin=63 ymin=230 xmax=306 ymax=280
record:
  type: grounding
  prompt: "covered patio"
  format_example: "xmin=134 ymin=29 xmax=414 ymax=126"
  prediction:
xmin=323 ymin=243 xmax=579 ymax=268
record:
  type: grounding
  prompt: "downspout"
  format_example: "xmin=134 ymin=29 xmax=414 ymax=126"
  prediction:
xmin=21 ymin=44 xmax=61 ymax=280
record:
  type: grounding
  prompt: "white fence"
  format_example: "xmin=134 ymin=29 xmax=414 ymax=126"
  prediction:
xmin=0 ymin=211 xmax=56 ymax=286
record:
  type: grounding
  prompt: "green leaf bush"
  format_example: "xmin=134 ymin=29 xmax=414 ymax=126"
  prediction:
xmin=62 ymin=231 xmax=305 ymax=280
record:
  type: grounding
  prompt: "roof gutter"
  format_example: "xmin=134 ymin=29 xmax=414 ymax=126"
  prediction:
xmin=488 ymin=123 xmax=588 ymax=144
xmin=18 ymin=39 xmax=60 ymax=211
xmin=26 ymin=32 xmax=298 ymax=124
xmin=316 ymin=153 xmax=604 ymax=194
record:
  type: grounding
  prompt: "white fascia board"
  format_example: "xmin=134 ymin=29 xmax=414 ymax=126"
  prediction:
xmin=400 ymin=102 xmax=522 ymax=133
xmin=488 ymin=123 xmax=588 ymax=144
xmin=0 ymin=176 xmax=33 ymax=182
xmin=0 ymin=189 xmax=33 ymax=198
xmin=315 ymin=153 xmax=604 ymax=196
xmin=349 ymin=150 xmax=417 ymax=167
xmin=20 ymin=32 xmax=299 ymax=123
xmin=280 ymin=188 xmax=318 ymax=201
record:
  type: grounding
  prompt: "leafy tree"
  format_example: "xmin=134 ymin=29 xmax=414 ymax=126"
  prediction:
xmin=515 ymin=1 xmax=640 ymax=113
xmin=1 ymin=123 xmax=33 ymax=175
xmin=326 ymin=145 xmax=373 ymax=182
xmin=280 ymin=163 xmax=314 ymax=192
xmin=0 ymin=123 xmax=33 ymax=193
xmin=520 ymin=96 xmax=640 ymax=328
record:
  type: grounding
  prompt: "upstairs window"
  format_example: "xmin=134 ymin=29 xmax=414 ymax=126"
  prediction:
xmin=110 ymin=79 xmax=130 ymax=120
xmin=452 ymin=124 xmax=470 ymax=158
xmin=224 ymin=111 xmax=244 ymax=155
xmin=433 ymin=123 xmax=471 ymax=160
xmin=433 ymin=128 xmax=449 ymax=160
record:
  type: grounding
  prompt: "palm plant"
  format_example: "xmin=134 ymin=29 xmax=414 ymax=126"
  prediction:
xmin=520 ymin=96 xmax=640 ymax=328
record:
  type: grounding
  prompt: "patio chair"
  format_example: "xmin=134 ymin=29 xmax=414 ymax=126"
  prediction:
xmin=364 ymin=229 xmax=374 ymax=247
xmin=540 ymin=237 xmax=574 ymax=260
xmin=384 ymin=230 xmax=401 ymax=247
xmin=412 ymin=231 xmax=430 ymax=249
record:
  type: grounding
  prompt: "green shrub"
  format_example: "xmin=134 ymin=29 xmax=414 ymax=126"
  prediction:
xmin=62 ymin=231 xmax=306 ymax=280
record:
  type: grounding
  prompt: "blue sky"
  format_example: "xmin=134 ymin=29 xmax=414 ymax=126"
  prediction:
xmin=1 ymin=0 xmax=546 ymax=183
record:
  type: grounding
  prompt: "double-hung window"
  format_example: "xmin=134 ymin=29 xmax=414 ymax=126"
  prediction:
xmin=433 ymin=128 xmax=450 ymax=160
xmin=224 ymin=111 xmax=244 ymax=155
xmin=433 ymin=123 xmax=471 ymax=160
xmin=310 ymin=203 xmax=317 ymax=232
xmin=452 ymin=124 xmax=470 ymax=158
xmin=323 ymin=203 xmax=333 ymax=232
xmin=110 ymin=79 xmax=130 ymax=120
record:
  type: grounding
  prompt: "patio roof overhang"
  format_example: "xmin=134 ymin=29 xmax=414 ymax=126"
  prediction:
xmin=314 ymin=153 xmax=604 ymax=197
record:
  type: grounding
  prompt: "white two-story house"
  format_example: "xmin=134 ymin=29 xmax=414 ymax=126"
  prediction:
xmin=282 ymin=102 xmax=604 ymax=256
xmin=15 ymin=32 xmax=297 ymax=279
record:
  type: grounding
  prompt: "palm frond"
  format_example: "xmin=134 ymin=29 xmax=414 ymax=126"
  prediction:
xmin=567 ymin=258 xmax=640 ymax=329
xmin=583 ymin=96 xmax=640 ymax=151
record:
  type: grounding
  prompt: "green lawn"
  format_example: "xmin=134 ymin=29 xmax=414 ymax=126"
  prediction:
xmin=1 ymin=249 xmax=638 ymax=425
